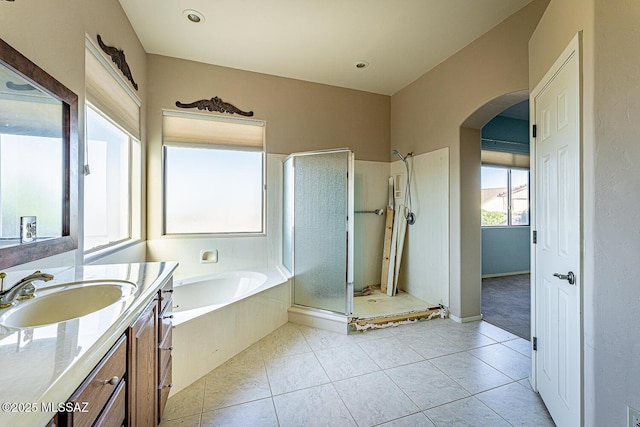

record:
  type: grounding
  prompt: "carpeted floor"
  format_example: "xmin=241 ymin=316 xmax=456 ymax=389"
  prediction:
xmin=481 ymin=274 xmax=530 ymax=340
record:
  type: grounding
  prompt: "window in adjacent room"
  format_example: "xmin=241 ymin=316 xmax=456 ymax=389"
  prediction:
xmin=481 ymin=165 xmax=530 ymax=227
xmin=162 ymin=112 xmax=266 ymax=235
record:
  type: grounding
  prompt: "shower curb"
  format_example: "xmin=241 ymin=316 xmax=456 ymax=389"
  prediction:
xmin=349 ymin=305 xmax=448 ymax=332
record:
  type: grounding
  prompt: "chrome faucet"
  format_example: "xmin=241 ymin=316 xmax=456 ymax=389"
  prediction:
xmin=0 ymin=270 xmax=54 ymax=308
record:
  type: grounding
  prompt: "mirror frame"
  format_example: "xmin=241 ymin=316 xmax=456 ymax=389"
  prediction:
xmin=0 ymin=38 xmax=78 ymax=269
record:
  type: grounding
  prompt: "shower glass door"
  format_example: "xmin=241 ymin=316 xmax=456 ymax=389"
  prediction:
xmin=283 ymin=149 xmax=354 ymax=315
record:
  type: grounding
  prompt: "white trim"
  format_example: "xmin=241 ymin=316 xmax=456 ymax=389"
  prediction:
xmin=482 ymin=270 xmax=530 ymax=279
xmin=288 ymin=305 xmax=349 ymax=334
xmin=449 ymin=314 xmax=483 ymax=323
xmin=529 ymin=32 xmax=583 ymax=423
xmin=84 ymin=36 xmax=141 ymax=107
xmin=162 ymin=109 xmax=265 ymax=127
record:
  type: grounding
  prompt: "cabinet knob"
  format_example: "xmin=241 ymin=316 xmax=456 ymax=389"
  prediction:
xmin=162 ymin=289 xmax=174 ymax=294
xmin=162 ymin=346 xmax=174 ymax=351
xmin=103 ymin=376 xmax=119 ymax=386
xmin=161 ymin=383 xmax=173 ymax=389
xmin=163 ymin=314 xmax=174 ymax=319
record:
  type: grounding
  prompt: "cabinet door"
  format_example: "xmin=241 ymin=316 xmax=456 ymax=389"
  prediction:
xmin=128 ymin=299 xmax=158 ymax=427
xmin=58 ymin=335 xmax=127 ymax=427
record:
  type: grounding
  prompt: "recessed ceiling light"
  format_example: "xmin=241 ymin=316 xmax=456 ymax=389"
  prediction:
xmin=183 ymin=9 xmax=205 ymax=23
xmin=354 ymin=60 xmax=369 ymax=69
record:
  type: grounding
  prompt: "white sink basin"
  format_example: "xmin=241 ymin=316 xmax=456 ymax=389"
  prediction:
xmin=0 ymin=280 xmax=137 ymax=328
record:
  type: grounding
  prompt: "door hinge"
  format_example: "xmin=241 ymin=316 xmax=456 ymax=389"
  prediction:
xmin=532 ymin=124 xmax=537 ymax=138
xmin=533 ymin=337 xmax=537 ymax=351
xmin=532 ymin=230 xmax=537 ymax=244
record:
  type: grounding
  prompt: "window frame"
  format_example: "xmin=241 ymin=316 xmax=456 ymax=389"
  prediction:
xmin=83 ymin=102 xmax=141 ymax=255
xmin=161 ymin=112 xmax=267 ymax=237
xmin=481 ymin=164 xmax=530 ymax=228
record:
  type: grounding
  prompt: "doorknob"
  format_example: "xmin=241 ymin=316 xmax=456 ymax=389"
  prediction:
xmin=553 ymin=271 xmax=576 ymax=285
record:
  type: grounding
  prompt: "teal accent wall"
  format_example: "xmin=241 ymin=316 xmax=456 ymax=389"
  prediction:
xmin=481 ymin=116 xmax=529 ymax=154
xmin=482 ymin=227 xmax=530 ymax=276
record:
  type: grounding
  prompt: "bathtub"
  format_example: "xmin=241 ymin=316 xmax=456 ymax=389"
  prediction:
xmin=170 ymin=267 xmax=291 ymax=394
xmin=173 ymin=270 xmax=273 ymax=325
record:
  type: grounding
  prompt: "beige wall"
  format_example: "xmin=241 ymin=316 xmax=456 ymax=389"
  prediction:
xmin=584 ymin=0 xmax=637 ymax=424
xmin=530 ymin=0 xmax=640 ymax=424
xmin=458 ymin=127 xmax=481 ymax=319
xmin=145 ymin=54 xmax=390 ymax=252
xmin=590 ymin=1 xmax=640 ymax=422
xmin=146 ymin=54 xmax=389 ymax=159
xmin=0 ymin=0 xmax=148 ymax=268
xmin=391 ymin=0 xmax=549 ymax=319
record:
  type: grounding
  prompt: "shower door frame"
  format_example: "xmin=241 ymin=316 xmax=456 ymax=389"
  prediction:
xmin=285 ymin=148 xmax=354 ymax=316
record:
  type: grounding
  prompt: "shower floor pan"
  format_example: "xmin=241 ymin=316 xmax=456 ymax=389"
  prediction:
xmin=350 ymin=287 xmax=447 ymax=331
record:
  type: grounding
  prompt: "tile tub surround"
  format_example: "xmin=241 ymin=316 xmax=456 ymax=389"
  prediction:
xmin=0 ymin=261 xmax=178 ymax=427
xmin=161 ymin=319 xmax=554 ymax=427
xmin=171 ymin=271 xmax=291 ymax=394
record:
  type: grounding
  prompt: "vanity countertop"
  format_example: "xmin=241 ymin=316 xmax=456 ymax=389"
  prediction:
xmin=0 ymin=261 xmax=178 ymax=426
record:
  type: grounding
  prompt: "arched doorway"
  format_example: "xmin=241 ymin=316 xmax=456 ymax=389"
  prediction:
xmin=458 ymin=90 xmax=530 ymax=336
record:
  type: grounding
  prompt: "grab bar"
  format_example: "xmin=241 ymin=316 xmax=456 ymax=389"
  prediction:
xmin=355 ymin=209 xmax=384 ymax=216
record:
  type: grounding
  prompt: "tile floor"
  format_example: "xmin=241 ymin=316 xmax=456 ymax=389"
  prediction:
xmin=160 ymin=319 xmax=555 ymax=427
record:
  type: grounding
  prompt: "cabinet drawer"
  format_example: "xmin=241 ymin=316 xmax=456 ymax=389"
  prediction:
xmin=158 ymin=278 xmax=174 ymax=313
xmin=158 ymin=303 xmax=173 ymax=344
xmin=158 ymin=357 xmax=173 ymax=422
xmin=159 ymin=326 xmax=172 ymax=375
xmin=93 ymin=379 xmax=126 ymax=427
xmin=65 ymin=335 xmax=126 ymax=427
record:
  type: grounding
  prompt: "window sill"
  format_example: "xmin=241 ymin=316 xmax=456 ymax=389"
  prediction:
xmin=160 ymin=232 xmax=267 ymax=239
xmin=83 ymin=239 xmax=144 ymax=264
xmin=481 ymin=225 xmax=530 ymax=229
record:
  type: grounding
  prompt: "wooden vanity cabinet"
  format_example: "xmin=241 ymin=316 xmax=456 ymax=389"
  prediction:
xmin=128 ymin=297 xmax=158 ymax=427
xmin=157 ymin=279 xmax=174 ymax=422
xmin=57 ymin=335 xmax=127 ymax=427
xmin=55 ymin=277 xmax=174 ymax=427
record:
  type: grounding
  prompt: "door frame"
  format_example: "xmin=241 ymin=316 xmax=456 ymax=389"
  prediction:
xmin=285 ymin=148 xmax=355 ymax=316
xmin=529 ymin=32 xmax=583 ymax=418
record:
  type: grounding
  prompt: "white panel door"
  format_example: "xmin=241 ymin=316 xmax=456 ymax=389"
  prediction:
xmin=533 ymin=37 xmax=581 ymax=427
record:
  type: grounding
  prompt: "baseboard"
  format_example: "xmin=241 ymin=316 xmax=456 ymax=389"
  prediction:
xmin=449 ymin=314 xmax=483 ymax=323
xmin=288 ymin=305 xmax=350 ymax=334
xmin=482 ymin=271 xmax=530 ymax=279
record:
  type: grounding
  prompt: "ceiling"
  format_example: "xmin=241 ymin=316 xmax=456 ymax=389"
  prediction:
xmin=499 ymin=99 xmax=529 ymax=120
xmin=119 ymin=0 xmax=533 ymax=96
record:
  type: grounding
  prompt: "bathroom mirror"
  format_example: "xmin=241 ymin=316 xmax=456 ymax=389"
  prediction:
xmin=0 ymin=38 xmax=78 ymax=269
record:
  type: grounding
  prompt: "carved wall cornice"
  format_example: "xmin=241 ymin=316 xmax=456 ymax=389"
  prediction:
xmin=175 ymin=97 xmax=254 ymax=117
xmin=97 ymin=34 xmax=138 ymax=91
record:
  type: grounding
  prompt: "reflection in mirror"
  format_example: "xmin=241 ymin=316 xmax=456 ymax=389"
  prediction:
xmin=0 ymin=38 xmax=78 ymax=269
xmin=0 ymin=65 xmax=64 ymax=247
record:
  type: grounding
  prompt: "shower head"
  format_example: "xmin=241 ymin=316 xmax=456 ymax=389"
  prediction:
xmin=391 ymin=149 xmax=406 ymax=162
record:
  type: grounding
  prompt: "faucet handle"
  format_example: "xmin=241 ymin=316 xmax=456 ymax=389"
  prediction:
xmin=16 ymin=283 xmax=36 ymax=300
xmin=0 ymin=272 xmax=5 ymax=293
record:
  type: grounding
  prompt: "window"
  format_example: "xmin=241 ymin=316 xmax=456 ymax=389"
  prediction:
xmin=83 ymin=38 xmax=141 ymax=254
xmin=84 ymin=106 xmax=140 ymax=251
xmin=162 ymin=112 xmax=265 ymax=235
xmin=481 ymin=166 xmax=529 ymax=226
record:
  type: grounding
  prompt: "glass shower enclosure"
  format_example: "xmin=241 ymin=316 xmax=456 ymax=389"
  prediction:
xmin=283 ymin=149 xmax=354 ymax=315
